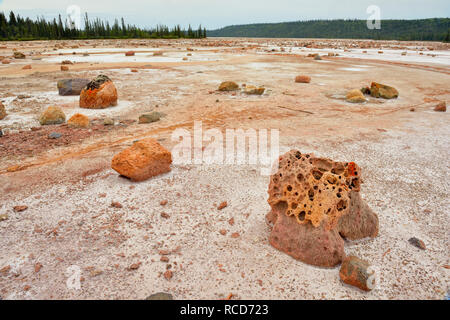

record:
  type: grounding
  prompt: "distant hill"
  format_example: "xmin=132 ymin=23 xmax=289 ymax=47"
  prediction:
xmin=208 ymin=19 xmax=450 ymax=42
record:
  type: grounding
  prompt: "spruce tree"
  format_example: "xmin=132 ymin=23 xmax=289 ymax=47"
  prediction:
xmin=9 ymin=11 xmax=17 ymax=26
xmin=444 ymin=30 xmax=450 ymax=43
xmin=0 ymin=12 xmax=8 ymax=39
xmin=121 ymin=17 xmax=127 ymax=37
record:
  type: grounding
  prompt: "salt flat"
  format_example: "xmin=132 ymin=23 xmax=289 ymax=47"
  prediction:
xmin=0 ymin=38 xmax=449 ymax=300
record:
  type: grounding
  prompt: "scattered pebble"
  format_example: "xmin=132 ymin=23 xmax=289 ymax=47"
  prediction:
xmin=224 ymin=293 xmax=233 ymax=300
xmin=434 ymin=101 xmax=446 ymax=112
xmin=128 ymin=262 xmax=142 ymax=270
xmin=408 ymin=237 xmax=426 ymax=250
xmin=0 ymin=265 xmax=11 ymax=275
xmin=90 ymin=269 xmax=103 ymax=277
xmin=34 ymin=263 xmax=43 ymax=273
xmin=48 ymin=132 xmax=62 ymax=139
xmin=218 ymin=201 xmax=228 ymax=210
xmin=13 ymin=205 xmax=28 ymax=212
xmin=146 ymin=292 xmax=173 ymax=300
xmin=164 ymin=270 xmax=173 ymax=280
xmin=103 ymin=118 xmax=114 ymax=126
xmin=111 ymin=201 xmax=123 ymax=209
xmin=138 ymin=112 xmax=162 ymax=124
xmin=161 ymin=212 xmax=170 ymax=219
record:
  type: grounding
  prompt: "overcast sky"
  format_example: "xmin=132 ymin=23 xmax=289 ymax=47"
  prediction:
xmin=0 ymin=0 xmax=449 ymax=29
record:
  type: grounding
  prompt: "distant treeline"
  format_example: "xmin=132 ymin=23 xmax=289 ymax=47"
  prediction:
xmin=208 ymin=19 xmax=450 ymax=42
xmin=0 ymin=11 xmax=207 ymax=40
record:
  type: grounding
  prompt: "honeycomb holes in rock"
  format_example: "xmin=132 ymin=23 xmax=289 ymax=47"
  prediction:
xmin=269 ymin=152 xmax=359 ymax=229
xmin=267 ymin=150 xmax=378 ymax=267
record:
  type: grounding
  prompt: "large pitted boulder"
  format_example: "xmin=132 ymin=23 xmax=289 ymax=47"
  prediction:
xmin=111 ymin=138 xmax=172 ymax=182
xmin=370 ymin=82 xmax=399 ymax=99
xmin=266 ymin=150 xmax=379 ymax=267
xmin=0 ymin=102 xmax=6 ymax=120
xmin=39 ymin=106 xmax=66 ymax=125
xmin=57 ymin=78 xmax=90 ymax=96
xmin=80 ymin=75 xmax=118 ymax=109
xmin=218 ymin=81 xmax=239 ymax=92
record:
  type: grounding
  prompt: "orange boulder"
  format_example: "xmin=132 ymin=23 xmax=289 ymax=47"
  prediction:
xmin=39 ymin=106 xmax=66 ymax=125
xmin=370 ymin=82 xmax=398 ymax=99
xmin=0 ymin=101 xmax=6 ymax=120
xmin=80 ymin=75 xmax=118 ymax=109
xmin=434 ymin=101 xmax=446 ymax=112
xmin=339 ymin=256 xmax=375 ymax=291
xmin=218 ymin=81 xmax=239 ymax=91
xmin=346 ymin=89 xmax=366 ymax=103
xmin=295 ymin=75 xmax=311 ymax=83
xmin=111 ymin=138 xmax=172 ymax=181
xmin=13 ymin=52 xmax=26 ymax=59
xmin=68 ymin=113 xmax=90 ymax=128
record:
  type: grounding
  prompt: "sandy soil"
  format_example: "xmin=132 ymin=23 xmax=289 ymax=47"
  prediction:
xmin=0 ymin=38 xmax=449 ymax=300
